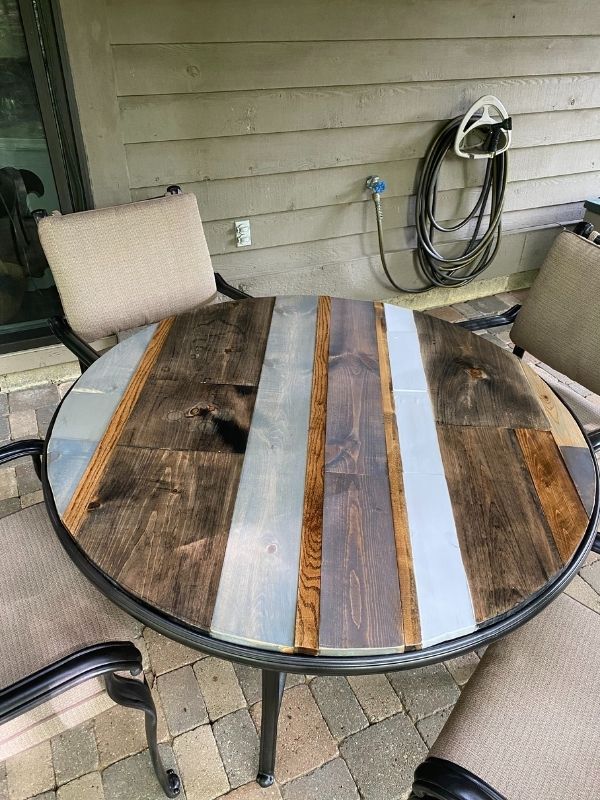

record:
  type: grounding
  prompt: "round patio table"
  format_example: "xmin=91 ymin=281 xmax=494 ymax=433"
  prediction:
xmin=42 ymin=296 xmax=599 ymax=786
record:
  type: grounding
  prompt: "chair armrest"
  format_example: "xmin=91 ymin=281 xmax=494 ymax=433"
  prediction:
xmin=411 ymin=757 xmax=506 ymax=800
xmin=456 ymin=304 xmax=521 ymax=332
xmin=588 ymin=429 xmax=600 ymax=452
xmin=0 ymin=439 xmax=43 ymax=479
xmin=214 ymin=273 xmax=252 ymax=300
xmin=48 ymin=316 xmax=99 ymax=370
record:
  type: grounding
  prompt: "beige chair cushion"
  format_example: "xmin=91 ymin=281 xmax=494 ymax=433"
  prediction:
xmin=38 ymin=193 xmax=217 ymax=342
xmin=1 ymin=503 xmax=140 ymax=690
xmin=510 ymin=231 xmax=600 ymax=396
xmin=0 ymin=679 xmax=113 ymax=761
xmin=431 ymin=593 xmax=600 ymax=800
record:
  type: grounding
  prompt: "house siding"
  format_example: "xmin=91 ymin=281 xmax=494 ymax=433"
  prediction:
xmin=59 ymin=0 xmax=600 ymax=301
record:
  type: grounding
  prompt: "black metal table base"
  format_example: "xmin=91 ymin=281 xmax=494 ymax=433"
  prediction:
xmin=257 ymin=670 xmax=286 ymax=787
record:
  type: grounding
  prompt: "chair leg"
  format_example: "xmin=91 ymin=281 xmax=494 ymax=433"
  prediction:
xmin=105 ymin=672 xmax=181 ymax=797
xmin=257 ymin=670 xmax=286 ymax=787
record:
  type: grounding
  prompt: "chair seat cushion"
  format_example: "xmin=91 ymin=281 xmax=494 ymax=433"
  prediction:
xmin=431 ymin=593 xmax=600 ymax=800
xmin=0 ymin=503 xmax=140 ymax=691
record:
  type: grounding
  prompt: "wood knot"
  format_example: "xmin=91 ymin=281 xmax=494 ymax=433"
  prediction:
xmin=466 ymin=366 xmax=487 ymax=380
xmin=186 ymin=403 xmax=217 ymax=417
xmin=87 ymin=499 xmax=101 ymax=510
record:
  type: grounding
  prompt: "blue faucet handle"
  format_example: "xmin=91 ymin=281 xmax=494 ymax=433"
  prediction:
xmin=366 ymin=176 xmax=387 ymax=194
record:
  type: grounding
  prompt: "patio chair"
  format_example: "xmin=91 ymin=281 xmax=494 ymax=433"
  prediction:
xmin=409 ymin=591 xmax=600 ymax=800
xmin=36 ymin=187 xmax=249 ymax=370
xmin=0 ymin=439 xmax=180 ymax=797
xmin=457 ymin=228 xmax=600 ymax=550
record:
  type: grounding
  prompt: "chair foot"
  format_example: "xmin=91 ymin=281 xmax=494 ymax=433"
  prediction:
xmin=105 ymin=672 xmax=181 ymax=797
xmin=256 ymin=670 xmax=286 ymax=787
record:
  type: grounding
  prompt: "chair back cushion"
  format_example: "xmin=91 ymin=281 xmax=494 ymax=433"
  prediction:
xmin=510 ymin=230 xmax=600 ymax=396
xmin=38 ymin=193 xmax=217 ymax=341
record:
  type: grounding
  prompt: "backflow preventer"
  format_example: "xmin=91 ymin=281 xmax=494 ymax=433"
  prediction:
xmin=367 ymin=95 xmax=512 ymax=293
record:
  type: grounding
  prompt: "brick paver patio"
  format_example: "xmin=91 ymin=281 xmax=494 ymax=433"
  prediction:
xmin=1 ymin=290 xmax=599 ymax=800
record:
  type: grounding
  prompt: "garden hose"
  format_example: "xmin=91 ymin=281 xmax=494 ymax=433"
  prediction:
xmin=368 ymin=97 xmax=511 ymax=293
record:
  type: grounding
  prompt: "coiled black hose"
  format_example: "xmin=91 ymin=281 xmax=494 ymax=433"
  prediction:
xmin=374 ymin=114 xmax=509 ymax=293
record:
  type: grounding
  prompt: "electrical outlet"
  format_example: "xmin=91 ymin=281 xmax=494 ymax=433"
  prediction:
xmin=235 ymin=219 xmax=252 ymax=247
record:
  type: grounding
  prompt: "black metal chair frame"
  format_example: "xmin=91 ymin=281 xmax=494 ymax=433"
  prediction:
xmin=0 ymin=440 xmax=180 ymax=797
xmin=37 ymin=185 xmax=251 ymax=372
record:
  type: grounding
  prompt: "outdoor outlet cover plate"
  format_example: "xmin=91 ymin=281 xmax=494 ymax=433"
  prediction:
xmin=235 ymin=219 xmax=252 ymax=247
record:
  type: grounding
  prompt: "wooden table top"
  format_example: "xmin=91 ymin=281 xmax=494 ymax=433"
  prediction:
xmin=46 ymin=296 xmax=597 ymax=658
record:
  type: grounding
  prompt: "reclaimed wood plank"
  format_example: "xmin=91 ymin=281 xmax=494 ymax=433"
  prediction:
xmin=521 ymin=365 xmax=597 ymax=513
xmin=294 ymin=296 xmax=330 ymax=654
xmin=153 ymin=297 xmax=275 ymax=387
xmin=436 ymin=425 xmax=563 ymax=624
xmin=75 ymin=445 xmax=243 ymax=630
xmin=319 ymin=472 xmax=404 ymax=654
xmin=119 ymin=380 xmax=257 ymax=453
xmin=414 ymin=313 xmax=550 ymax=430
xmin=211 ymin=296 xmax=318 ymax=651
xmin=515 ymin=428 xmax=590 ymax=562
xmin=63 ymin=318 xmax=173 ymax=535
xmin=374 ymin=302 xmax=420 ymax=649
xmin=325 ymin=297 xmax=387 ymax=475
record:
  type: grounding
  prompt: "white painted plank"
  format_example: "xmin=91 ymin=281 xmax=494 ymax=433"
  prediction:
xmin=383 ymin=307 xmax=476 ymax=646
xmin=210 ymin=296 xmax=318 ymax=651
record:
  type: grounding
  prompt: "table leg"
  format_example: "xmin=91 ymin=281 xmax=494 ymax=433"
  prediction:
xmin=257 ymin=669 xmax=286 ymax=787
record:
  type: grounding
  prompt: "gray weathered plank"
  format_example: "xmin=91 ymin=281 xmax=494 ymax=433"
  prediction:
xmin=210 ymin=296 xmax=318 ymax=651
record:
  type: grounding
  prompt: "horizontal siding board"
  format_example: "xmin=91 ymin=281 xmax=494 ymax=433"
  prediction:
xmin=119 ymin=74 xmax=600 ymax=143
xmin=107 ymin=0 xmax=600 ymax=43
xmin=113 ymin=37 xmax=600 ymax=95
xmin=210 ymin=205 xmax=580 ymax=276
xmin=124 ymin=109 xmax=600 ymax=187
xmin=131 ymin=140 xmax=600 ymax=221
xmin=201 ymin=173 xmax=600 ymax=255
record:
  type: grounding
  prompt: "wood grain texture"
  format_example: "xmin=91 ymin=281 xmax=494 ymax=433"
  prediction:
xmin=63 ymin=317 xmax=173 ymax=535
xmin=521 ymin=365 xmax=597 ymax=513
xmin=211 ymin=296 xmax=318 ymax=651
xmin=319 ymin=473 xmax=404 ymax=654
xmin=414 ymin=313 xmax=550 ymax=430
xmin=515 ymin=428 xmax=590 ymax=562
xmin=69 ymin=299 xmax=275 ymax=630
xmin=74 ymin=446 xmax=243 ymax=629
xmin=294 ymin=296 xmax=330 ymax=654
xmin=320 ymin=298 xmax=403 ymax=653
xmin=436 ymin=425 xmax=563 ymax=623
xmin=374 ymin=302 xmax=420 ymax=649
xmin=325 ymin=298 xmax=387 ymax=475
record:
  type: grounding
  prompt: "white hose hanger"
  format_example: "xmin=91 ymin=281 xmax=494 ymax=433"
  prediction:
xmin=367 ymin=95 xmax=512 ymax=293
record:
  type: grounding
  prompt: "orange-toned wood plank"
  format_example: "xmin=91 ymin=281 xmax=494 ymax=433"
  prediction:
xmin=521 ymin=364 xmax=588 ymax=448
xmin=374 ymin=302 xmax=421 ymax=649
xmin=515 ymin=427 xmax=590 ymax=563
xmin=62 ymin=317 xmax=174 ymax=535
xmin=294 ymin=296 xmax=330 ymax=654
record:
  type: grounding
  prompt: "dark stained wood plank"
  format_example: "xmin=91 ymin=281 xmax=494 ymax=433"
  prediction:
xmin=295 ymin=296 xmax=330 ymax=655
xmin=325 ymin=297 xmax=387 ymax=475
xmin=436 ymin=425 xmax=563 ymax=624
xmin=75 ymin=445 xmax=242 ymax=630
xmin=374 ymin=302 xmax=421 ymax=649
xmin=515 ymin=428 xmax=590 ymax=562
xmin=413 ymin=313 xmax=550 ymax=430
xmin=154 ymin=297 xmax=275 ymax=386
xmin=120 ymin=380 xmax=257 ymax=453
xmin=63 ymin=317 xmax=174 ymax=535
xmin=319 ymin=473 xmax=404 ymax=654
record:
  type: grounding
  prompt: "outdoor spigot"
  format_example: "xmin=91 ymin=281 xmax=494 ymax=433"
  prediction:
xmin=366 ymin=176 xmax=387 ymax=196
